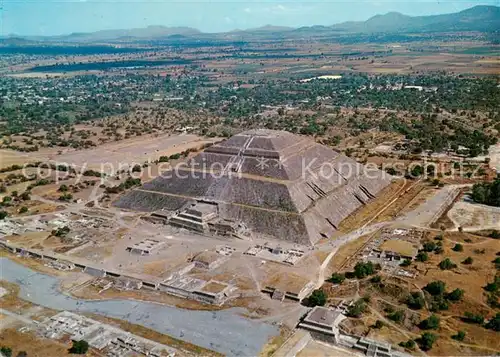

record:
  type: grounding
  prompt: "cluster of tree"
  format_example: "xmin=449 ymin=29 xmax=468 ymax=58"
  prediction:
xmin=347 ymin=261 xmax=381 ymax=279
xmin=406 ymin=281 xmax=464 ymax=312
xmin=104 ymin=177 xmax=141 ymax=194
xmin=471 ymin=179 xmax=500 ymax=207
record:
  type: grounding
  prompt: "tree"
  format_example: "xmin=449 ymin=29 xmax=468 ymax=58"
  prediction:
xmin=399 ymin=339 xmax=415 ymax=350
xmin=420 ymin=314 xmax=440 ymax=330
xmin=407 ymin=292 xmax=426 ymax=310
xmin=418 ymin=332 xmax=438 ymax=351
xmin=422 ymin=241 xmax=437 ymax=252
xmin=463 ymin=312 xmax=484 ymax=324
xmin=452 ymin=244 xmax=463 ymax=252
xmin=307 ymin=289 xmax=326 ymax=307
xmin=452 ymin=330 xmax=466 ymax=341
xmin=411 ymin=165 xmax=423 ymax=177
xmin=400 ymin=259 xmax=412 ymax=267
xmin=485 ymin=312 xmax=500 ymax=331
xmin=58 ymin=184 xmax=68 ymax=192
xmin=388 ymin=310 xmax=405 ymax=323
xmin=439 ymin=258 xmax=457 ymax=270
xmin=0 ymin=346 xmax=12 ymax=357
xmin=424 ymin=281 xmax=446 ymax=296
xmin=373 ymin=320 xmax=384 ymax=329
xmin=447 ymin=288 xmax=464 ymax=302
xmin=0 ymin=211 xmax=8 ymax=220
xmin=330 ymin=273 xmax=345 ymax=284
xmin=19 ymin=206 xmax=28 ymax=214
xmin=353 ymin=261 xmax=378 ymax=279
xmin=68 ymin=340 xmax=89 ymax=354
xmin=416 ymin=251 xmax=428 ymax=262
xmin=346 ymin=299 xmax=366 ymax=318
xmin=471 ymin=179 xmax=500 ymax=207
xmin=490 ymin=230 xmax=500 ymax=239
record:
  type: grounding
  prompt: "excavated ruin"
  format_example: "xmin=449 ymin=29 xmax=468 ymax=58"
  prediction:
xmin=115 ymin=129 xmax=392 ymax=245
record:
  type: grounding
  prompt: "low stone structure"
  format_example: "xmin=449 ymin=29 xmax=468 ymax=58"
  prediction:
xmin=37 ymin=311 xmax=176 ymax=357
xmin=126 ymin=238 xmax=165 ymax=255
xmin=298 ymin=306 xmax=345 ymax=343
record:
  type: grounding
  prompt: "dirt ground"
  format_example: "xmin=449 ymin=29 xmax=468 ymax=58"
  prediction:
xmin=0 ymin=150 xmax=40 ymax=169
xmin=0 ymin=328 xmax=103 ymax=357
xmin=448 ymin=200 xmax=500 ymax=230
xmin=53 ymin=133 xmax=219 ymax=172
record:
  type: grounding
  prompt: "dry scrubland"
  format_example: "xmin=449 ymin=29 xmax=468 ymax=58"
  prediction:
xmin=324 ymin=231 xmax=500 ymax=356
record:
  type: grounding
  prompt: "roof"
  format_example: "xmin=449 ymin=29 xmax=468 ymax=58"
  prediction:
xmin=379 ymin=240 xmax=418 ymax=257
xmin=305 ymin=306 xmax=343 ymax=327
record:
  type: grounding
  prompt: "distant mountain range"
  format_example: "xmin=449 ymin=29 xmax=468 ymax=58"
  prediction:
xmin=4 ymin=5 xmax=499 ymax=43
xmin=331 ymin=5 xmax=500 ymax=33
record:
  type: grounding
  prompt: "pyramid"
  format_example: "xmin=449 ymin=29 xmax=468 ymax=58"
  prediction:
xmin=115 ymin=129 xmax=392 ymax=245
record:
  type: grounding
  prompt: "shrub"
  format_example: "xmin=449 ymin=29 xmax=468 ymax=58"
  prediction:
xmin=462 ymin=257 xmax=473 ymax=265
xmin=447 ymin=288 xmax=464 ymax=302
xmin=68 ymin=340 xmax=89 ymax=354
xmin=484 ymin=277 xmax=499 ymax=292
xmin=490 ymin=230 xmax=500 ymax=239
xmin=416 ymin=251 xmax=428 ymax=262
xmin=400 ymin=259 xmax=411 ymax=267
xmin=399 ymin=339 xmax=415 ymax=350
xmin=452 ymin=330 xmax=466 ymax=341
xmin=370 ymin=275 xmax=382 ymax=283
xmin=418 ymin=332 xmax=438 ymax=351
xmin=429 ymin=296 xmax=449 ymax=312
xmin=0 ymin=347 xmax=12 ymax=357
xmin=485 ymin=312 xmax=500 ymax=331
xmin=353 ymin=261 xmax=379 ymax=279
xmin=0 ymin=211 xmax=8 ymax=220
xmin=452 ymin=244 xmax=463 ymax=252
xmin=58 ymin=193 xmax=73 ymax=202
xmin=307 ymin=289 xmax=327 ymax=307
xmin=58 ymin=184 xmax=68 ymax=192
xmin=330 ymin=273 xmax=345 ymax=284
xmin=19 ymin=206 xmax=28 ymax=214
xmin=388 ymin=310 xmax=405 ymax=323
xmin=52 ymin=226 xmax=70 ymax=237
xmin=407 ymin=292 xmax=425 ymax=310
xmin=439 ymin=258 xmax=457 ymax=270
xmin=373 ymin=320 xmax=384 ymax=329
xmin=419 ymin=314 xmax=440 ymax=330
xmin=462 ymin=312 xmax=484 ymax=324
xmin=424 ymin=281 xmax=446 ymax=296
xmin=423 ymin=241 xmax=437 ymax=252
xmin=346 ymin=299 xmax=366 ymax=318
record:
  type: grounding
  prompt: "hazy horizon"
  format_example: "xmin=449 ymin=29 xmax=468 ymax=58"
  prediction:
xmin=2 ymin=0 xmax=498 ymax=37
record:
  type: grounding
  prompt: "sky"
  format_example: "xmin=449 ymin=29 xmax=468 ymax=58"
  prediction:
xmin=1 ymin=0 xmax=498 ymax=36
